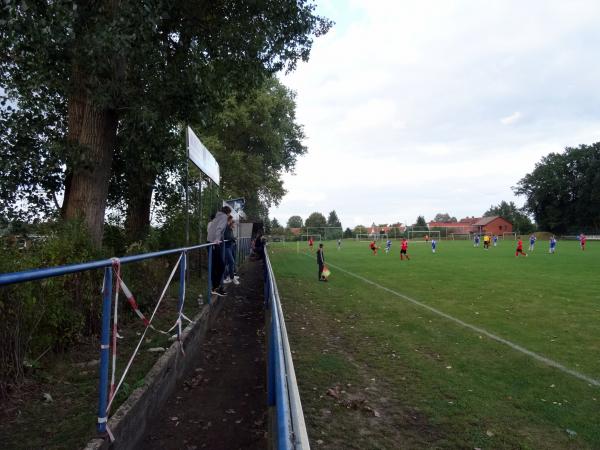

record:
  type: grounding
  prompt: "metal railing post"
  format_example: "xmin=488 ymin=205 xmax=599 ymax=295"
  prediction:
xmin=264 ymin=261 xmax=270 ymax=310
xmin=178 ymin=251 xmax=186 ymax=340
xmin=267 ymin=314 xmax=276 ymax=406
xmin=207 ymin=245 xmax=213 ymax=305
xmin=272 ymin=295 xmax=292 ymax=449
xmin=97 ymin=266 xmax=113 ymax=434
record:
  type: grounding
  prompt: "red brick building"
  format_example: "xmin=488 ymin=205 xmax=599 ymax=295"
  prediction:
xmin=369 ymin=223 xmax=406 ymax=235
xmin=472 ymin=216 xmax=513 ymax=235
xmin=428 ymin=216 xmax=513 ymax=235
xmin=428 ymin=221 xmax=473 ymax=234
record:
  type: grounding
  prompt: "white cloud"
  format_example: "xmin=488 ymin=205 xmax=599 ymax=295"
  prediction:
xmin=501 ymin=112 xmax=522 ymax=125
xmin=271 ymin=0 xmax=600 ymax=228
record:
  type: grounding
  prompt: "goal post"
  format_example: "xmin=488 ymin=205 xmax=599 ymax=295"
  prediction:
xmin=407 ymin=230 xmax=440 ymax=241
xmin=502 ymin=232 xmax=517 ymax=240
xmin=305 ymin=226 xmax=344 ymax=241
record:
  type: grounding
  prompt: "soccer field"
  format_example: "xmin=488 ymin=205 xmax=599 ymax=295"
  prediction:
xmin=269 ymin=239 xmax=600 ymax=449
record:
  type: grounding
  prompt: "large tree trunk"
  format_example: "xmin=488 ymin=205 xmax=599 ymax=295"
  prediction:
xmin=124 ymin=169 xmax=156 ymax=243
xmin=62 ymin=0 xmax=124 ymax=246
xmin=61 ymin=66 xmax=86 ymax=218
xmin=63 ymin=99 xmax=118 ymax=247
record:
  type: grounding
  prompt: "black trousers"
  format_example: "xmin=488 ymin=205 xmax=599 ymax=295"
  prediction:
xmin=318 ymin=263 xmax=323 ymax=280
xmin=211 ymin=243 xmax=225 ymax=289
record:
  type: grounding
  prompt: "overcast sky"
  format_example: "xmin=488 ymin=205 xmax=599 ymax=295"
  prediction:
xmin=270 ymin=0 xmax=600 ymax=228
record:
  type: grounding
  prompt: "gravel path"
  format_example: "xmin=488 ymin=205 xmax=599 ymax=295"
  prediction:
xmin=142 ymin=259 xmax=267 ymax=450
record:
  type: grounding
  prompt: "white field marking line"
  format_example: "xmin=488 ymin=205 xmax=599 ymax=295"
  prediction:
xmin=320 ymin=257 xmax=600 ymax=388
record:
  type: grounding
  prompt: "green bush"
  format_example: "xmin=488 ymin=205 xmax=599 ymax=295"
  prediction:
xmin=119 ymin=240 xmax=174 ymax=312
xmin=0 ymin=220 xmax=101 ymax=398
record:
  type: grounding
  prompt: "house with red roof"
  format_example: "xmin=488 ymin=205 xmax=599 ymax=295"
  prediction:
xmin=368 ymin=223 xmax=406 ymax=235
xmin=428 ymin=221 xmax=473 ymax=233
xmin=472 ymin=216 xmax=513 ymax=235
xmin=428 ymin=216 xmax=513 ymax=235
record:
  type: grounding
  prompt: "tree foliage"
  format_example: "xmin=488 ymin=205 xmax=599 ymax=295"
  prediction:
xmin=514 ymin=143 xmax=600 ymax=233
xmin=0 ymin=0 xmax=332 ymax=245
xmin=353 ymin=225 xmax=367 ymax=234
xmin=483 ymin=200 xmax=534 ymax=233
xmin=201 ymin=77 xmax=307 ymax=221
xmin=270 ymin=218 xmax=285 ymax=235
xmin=415 ymin=215 xmax=427 ymax=227
xmin=287 ymin=215 xmax=303 ymax=228
xmin=0 ymin=91 xmax=66 ymax=221
xmin=433 ymin=213 xmax=457 ymax=222
xmin=327 ymin=210 xmax=342 ymax=228
xmin=305 ymin=212 xmax=327 ymax=228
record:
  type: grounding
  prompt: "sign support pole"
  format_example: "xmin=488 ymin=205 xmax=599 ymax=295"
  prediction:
xmin=209 ymin=180 xmax=214 ymax=217
xmin=198 ymin=178 xmax=203 ymax=277
xmin=185 ymin=131 xmax=190 ymax=249
xmin=184 ymin=128 xmax=190 ymax=283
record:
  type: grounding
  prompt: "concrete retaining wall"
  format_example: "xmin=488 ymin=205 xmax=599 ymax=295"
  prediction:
xmin=84 ymin=297 xmax=225 ymax=450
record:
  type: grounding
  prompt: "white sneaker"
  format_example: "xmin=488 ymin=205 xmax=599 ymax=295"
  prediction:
xmin=234 ymin=275 xmax=240 ymax=281
xmin=211 ymin=289 xmax=227 ymax=297
xmin=223 ymin=277 xmax=232 ymax=284
xmin=233 ymin=278 xmax=240 ymax=285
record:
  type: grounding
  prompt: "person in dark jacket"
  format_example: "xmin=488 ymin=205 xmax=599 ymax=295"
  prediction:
xmin=317 ymin=243 xmax=327 ymax=281
xmin=253 ymin=232 xmax=265 ymax=260
xmin=207 ymin=205 xmax=232 ymax=296
xmin=223 ymin=215 xmax=239 ymax=285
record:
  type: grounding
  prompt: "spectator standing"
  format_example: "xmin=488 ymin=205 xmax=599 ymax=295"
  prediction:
xmin=223 ymin=215 xmax=240 ymax=285
xmin=253 ymin=232 xmax=265 ymax=260
xmin=206 ymin=214 xmax=215 ymax=244
xmin=207 ymin=205 xmax=232 ymax=296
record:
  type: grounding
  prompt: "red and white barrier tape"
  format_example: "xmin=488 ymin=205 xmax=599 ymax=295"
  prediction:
xmin=106 ymin=253 xmax=183 ymax=412
xmin=109 ymin=258 xmax=121 ymax=407
xmin=112 ymin=271 xmax=172 ymax=335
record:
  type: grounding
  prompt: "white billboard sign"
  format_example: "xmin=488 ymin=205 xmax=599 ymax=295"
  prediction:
xmin=186 ymin=126 xmax=220 ymax=186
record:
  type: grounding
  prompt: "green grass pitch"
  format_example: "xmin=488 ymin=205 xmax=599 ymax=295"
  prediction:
xmin=269 ymin=238 xmax=600 ymax=449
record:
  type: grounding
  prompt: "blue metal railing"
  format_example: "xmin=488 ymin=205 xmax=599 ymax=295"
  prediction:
xmin=264 ymin=246 xmax=310 ymax=450
xmin=0 ymin=237 xmax=251 ymax=437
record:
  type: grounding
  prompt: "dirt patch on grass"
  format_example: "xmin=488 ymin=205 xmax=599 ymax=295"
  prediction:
xmin=282 ymin=297 xmax=447 ymax=449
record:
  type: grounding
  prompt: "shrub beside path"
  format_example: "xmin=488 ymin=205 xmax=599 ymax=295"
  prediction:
xmin=142 ymin=259 xmax=267 ymax=449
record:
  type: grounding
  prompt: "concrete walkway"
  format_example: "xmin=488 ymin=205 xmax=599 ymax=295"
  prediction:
xmin=142 ymin=260 xmax=267 ymax=450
